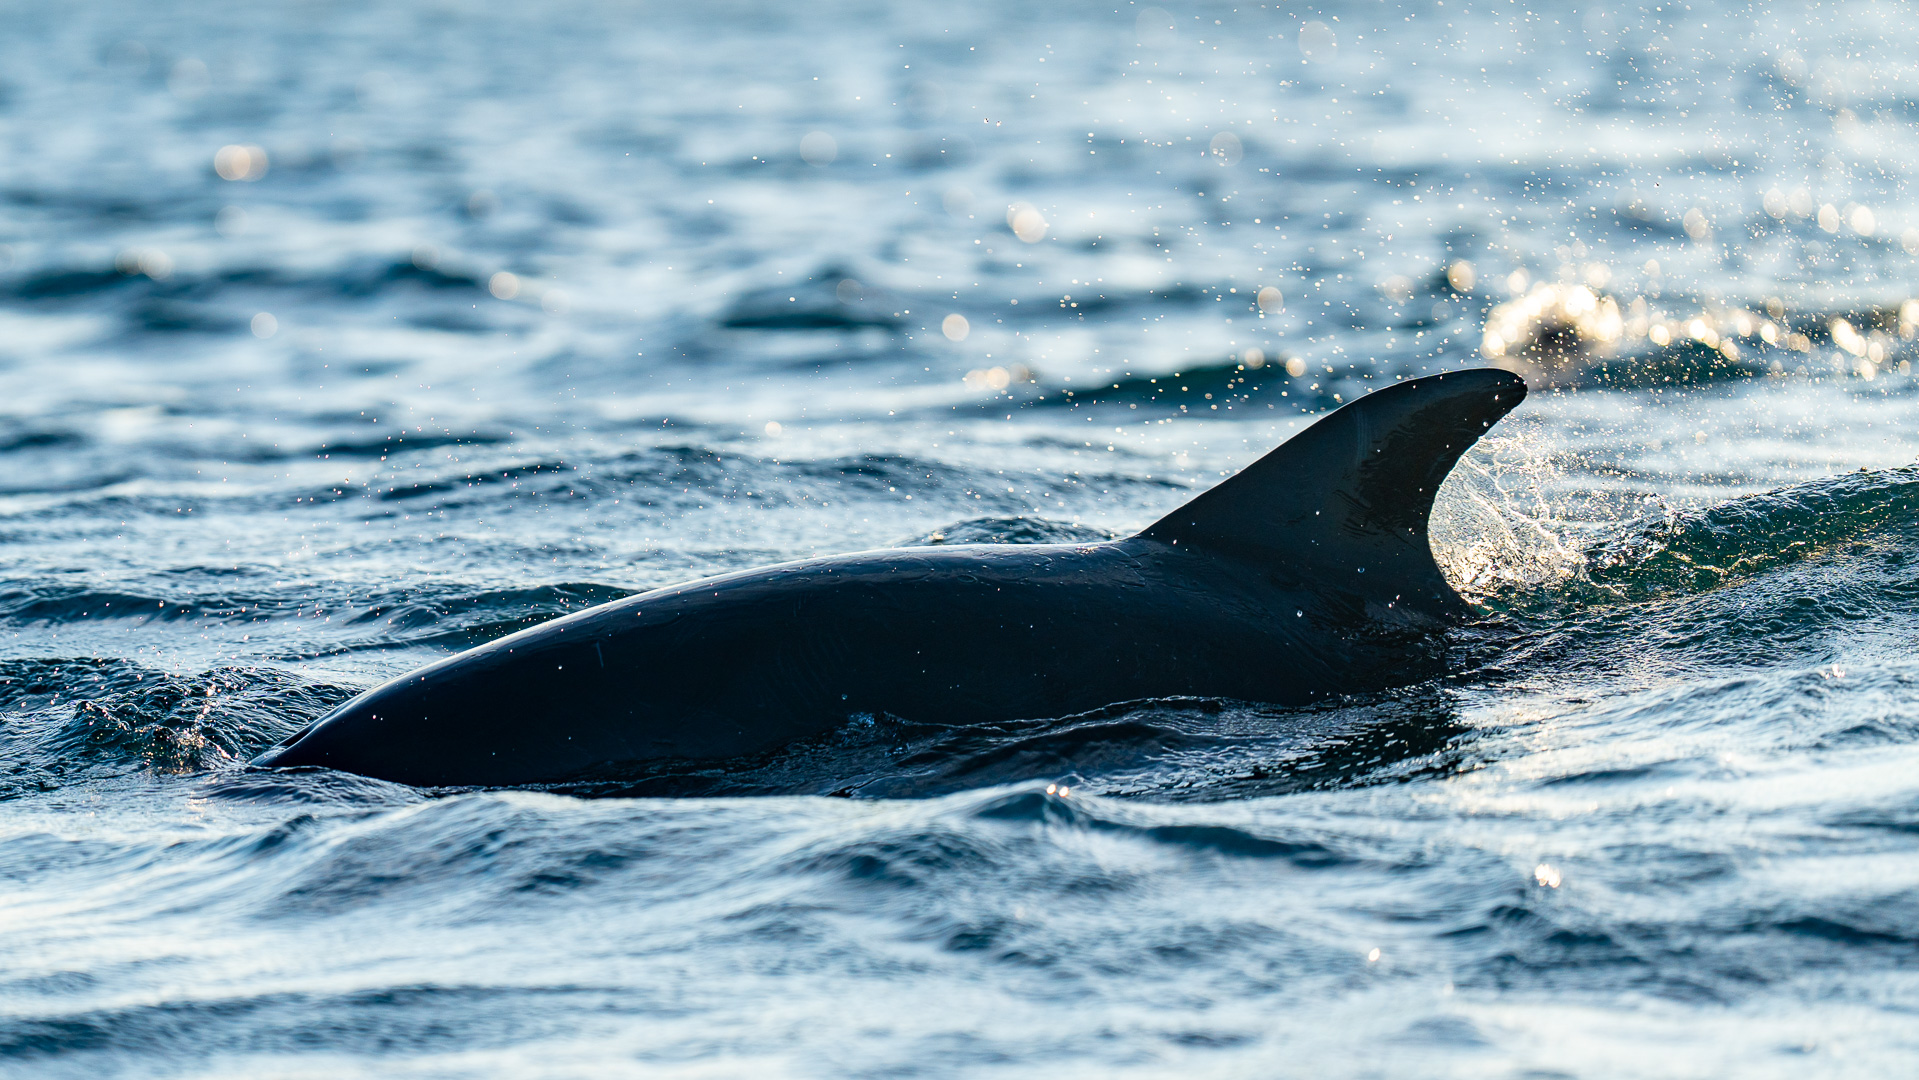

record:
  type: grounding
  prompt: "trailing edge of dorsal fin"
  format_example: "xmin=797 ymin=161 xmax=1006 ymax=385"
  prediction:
xmin=1138 ymin=367 xmax=1527 ymax=620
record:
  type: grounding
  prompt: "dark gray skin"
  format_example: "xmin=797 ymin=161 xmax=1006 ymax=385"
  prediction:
xmin=255 ymin=368 xmax=1526 ymax=788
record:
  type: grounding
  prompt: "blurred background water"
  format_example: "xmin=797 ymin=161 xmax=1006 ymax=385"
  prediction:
xmin=6 ymin=0 xmax=1919 ymax=1075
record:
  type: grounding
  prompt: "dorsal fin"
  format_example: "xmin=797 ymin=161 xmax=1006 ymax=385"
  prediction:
xmin=1139 ymin=367 xmax=1526 ymax=619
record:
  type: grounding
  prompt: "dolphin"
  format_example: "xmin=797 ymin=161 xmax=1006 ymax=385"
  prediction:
xmin=253 ymin=367 xmax=1526 ymax=787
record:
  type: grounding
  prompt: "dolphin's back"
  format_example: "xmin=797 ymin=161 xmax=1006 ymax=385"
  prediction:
xmin=263 ymin=541 xmax=1351 ymax=785
xmin=254 ymin=369 xmax=1528 ymax=787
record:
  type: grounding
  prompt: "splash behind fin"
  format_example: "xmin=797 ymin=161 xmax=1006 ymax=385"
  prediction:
xmin=1139 ymin=367 xmax=1527 ymax=619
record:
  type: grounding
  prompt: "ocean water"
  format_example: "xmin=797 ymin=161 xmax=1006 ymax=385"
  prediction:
xmin=6 ymin=0 xmax=1919 ymax=1074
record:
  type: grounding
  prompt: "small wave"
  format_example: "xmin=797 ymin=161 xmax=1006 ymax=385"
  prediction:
xmin=0 ymin=427 xmax=82 ymax=453
xmin=1769 ymin=914 xmax=1919 ymax=948
xmin=0 ymin=587 xmax=221 ymax=626
xmin=897 ymin=516 xmax=1112 ymax=547
xmin=318 ymin=430 xmax=508 ymax=462
xmin=1582 ymin=340 xmax=1772 ymax=387
xmin=350 ymin=256 xmax=486 ymax=295
xmin=719 ymin=268 xmax=904 ymax=331
xmin=0 ymin=660 xmax=347 ymax=791
xmin=246 ymin=794 xmax=680 ymax=916
xmin=781 ymin=787 xmax=1356 ymax=916
xmin=0 ymin=255 xmax=485 ymax=306
xmin=320 ymin=582 xmax=636 ymax=654
xmin=1022 ymin=358 xmax=1341 ymax=416
xmin=0 ymin=573 xmax=636 ymax=652
xmin=0 ymin=984 xmax=584 ymax=1061
xmin=195 ymin=768 xmax=427 ymax=806
xmin=341 ymin=581 xmax=631 ymax=630
xmin=791 ymin=828 xmax=1002 ymax=889
xmin=1579 ymin=465 xmax=1919 ymax=602
xmin=968 ymin=790 xmax=1354 ymax=866
xmin=3 ymin=267 xmax=137 ymax=301
xmin=1446 ymin=460 xmax=1919 ymax=617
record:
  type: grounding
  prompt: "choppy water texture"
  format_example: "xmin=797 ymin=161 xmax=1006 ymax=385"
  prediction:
xmin=6 ymin=0 xmax=1919 ymax=1075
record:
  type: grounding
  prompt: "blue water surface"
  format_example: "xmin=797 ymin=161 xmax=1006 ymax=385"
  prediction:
xmin=5 ymin=1 xmax=1919 ymax=1075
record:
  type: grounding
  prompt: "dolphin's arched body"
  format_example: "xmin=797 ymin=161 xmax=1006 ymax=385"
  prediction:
xmin=254 ymin=368 xmax=1526 ymax=787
